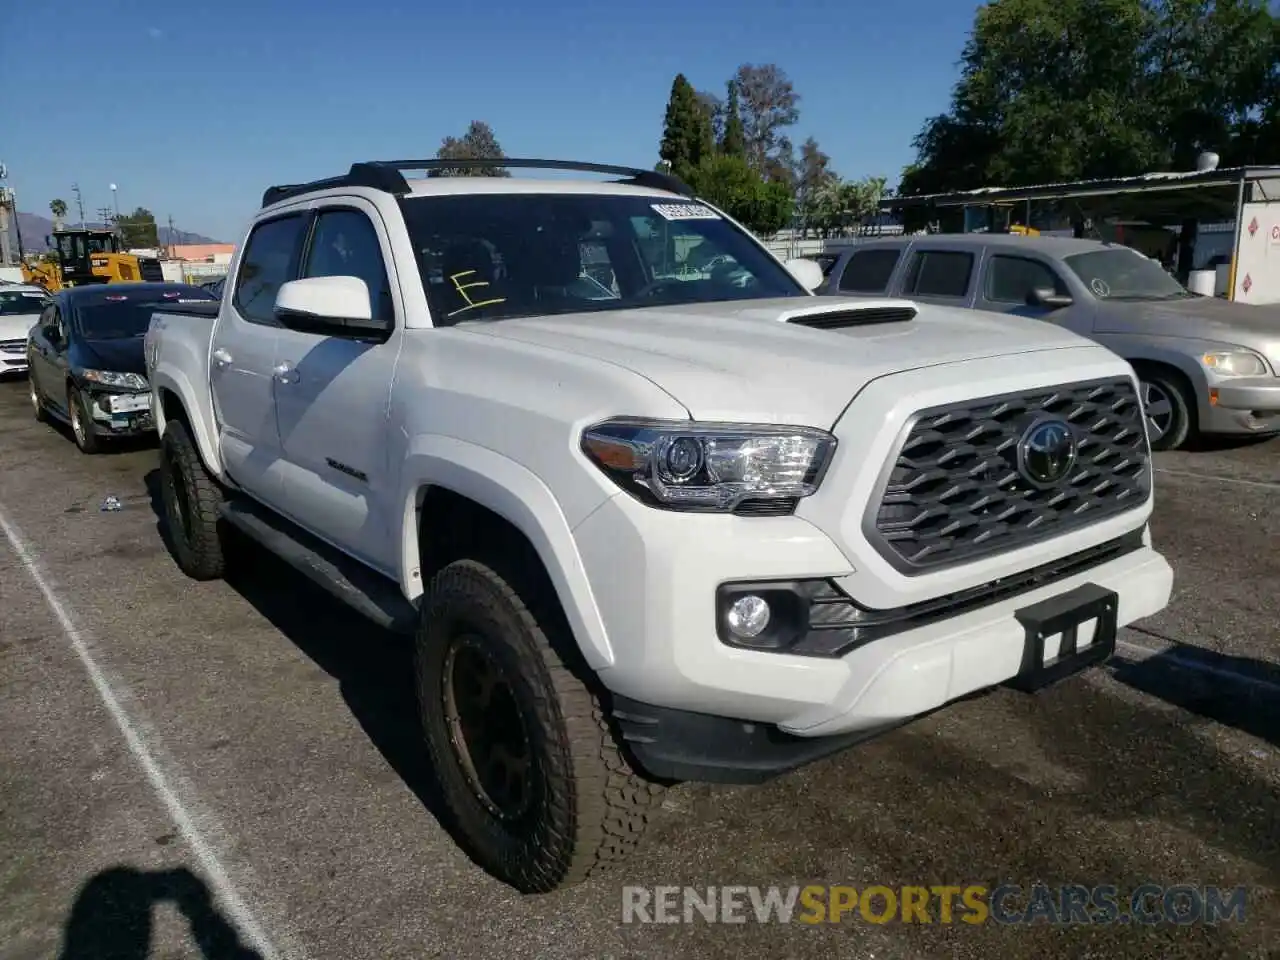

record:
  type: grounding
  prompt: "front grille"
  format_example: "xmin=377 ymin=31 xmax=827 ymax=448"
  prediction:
xmin=868 ymin=376 xmax=1149 ymax=573
xmin=0 ymin=338 xmax=25 ymax=352
xmin=139 ymin=259 xmax=165 ymax=282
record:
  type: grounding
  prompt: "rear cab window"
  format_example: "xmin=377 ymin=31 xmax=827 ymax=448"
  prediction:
xmin=837 ymin=248 xmax=903 ymax=294
xmin=901 ymin=250 xmax=974 ymax=299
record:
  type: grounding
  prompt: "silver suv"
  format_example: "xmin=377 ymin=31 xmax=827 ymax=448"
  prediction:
xmin=812 ymin=234 xmax=1280 ymax=450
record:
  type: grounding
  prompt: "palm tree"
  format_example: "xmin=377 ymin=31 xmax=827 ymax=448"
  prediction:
xmin=49 ymin=198 xmax=68 ymax=231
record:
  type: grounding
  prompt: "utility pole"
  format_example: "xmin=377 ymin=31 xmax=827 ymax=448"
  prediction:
xmin=96 ymin=206 xmax=114 ymax=227
xmin=0 ymin=162 xmax=12 ymax=266
xmin=72 ymin=183 xmax=86 ymax=228
xmin=167 ymin=215 xmax=176 ymax=258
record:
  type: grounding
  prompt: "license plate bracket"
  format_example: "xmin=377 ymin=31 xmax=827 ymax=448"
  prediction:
xmin=110 ymin=393 xmax=151 ymax=414
xmin=1005 ymin=582 xmax=1119 ymax=693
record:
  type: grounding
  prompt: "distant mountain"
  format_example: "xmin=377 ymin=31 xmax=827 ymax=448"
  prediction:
xmin=5 ymin=211 xmax=220 ymax=254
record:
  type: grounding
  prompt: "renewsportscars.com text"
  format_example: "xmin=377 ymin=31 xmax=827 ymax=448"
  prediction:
xmin=621 ymin=883 xmax=1249 ymax=926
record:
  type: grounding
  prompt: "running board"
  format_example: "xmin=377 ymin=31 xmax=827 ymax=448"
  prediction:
xmin=218 ymin=499 xmax=418 ymax=634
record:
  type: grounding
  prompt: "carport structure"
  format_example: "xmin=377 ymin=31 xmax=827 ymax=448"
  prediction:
xmin=881 ymin=164 xmax=1280 ymax=304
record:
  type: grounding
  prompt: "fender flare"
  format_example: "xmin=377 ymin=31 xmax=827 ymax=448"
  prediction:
xmin=150 ymin=365 xmax=224 ymax=480
xmin=397 ymin=435 xmax=615 ymax=671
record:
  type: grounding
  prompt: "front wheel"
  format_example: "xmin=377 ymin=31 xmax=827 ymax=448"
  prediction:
xmin=67 ymin=386 xmax=102 ymax=454
xmin=416 ymin=559 xmax=664 ymax=893
xmin=1139 ymin=371 xmax=1194 ymax=451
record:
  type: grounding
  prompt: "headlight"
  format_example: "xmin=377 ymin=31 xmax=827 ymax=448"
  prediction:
xmin=580 ymin=417 xmax=836 ymax=513
xmin=1200 ymin=350 xmax=1270 ymax=378
xmin=81 ymin=369 xmax=149 ymax=390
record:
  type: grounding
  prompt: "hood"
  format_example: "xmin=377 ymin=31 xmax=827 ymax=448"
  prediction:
xmin=75 ymin=337 xmax=148 ymax=378
xmin=1095 ymin=296 xmax=1280 ymax=368
xmin=466 ymin=297 xmax=1098 ymax=426
xmin=0 ymin=313 xmax=40 ymax=343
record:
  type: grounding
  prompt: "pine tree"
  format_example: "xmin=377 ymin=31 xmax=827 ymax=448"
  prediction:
xmin=659 ymin=74 xmax=712 ymax=180
xmin=721 ymin=80 xmax=746 ymax=159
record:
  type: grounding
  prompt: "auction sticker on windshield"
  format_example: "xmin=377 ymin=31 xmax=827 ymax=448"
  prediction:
xmin=651 ymin=203 xmax=721 ymax=221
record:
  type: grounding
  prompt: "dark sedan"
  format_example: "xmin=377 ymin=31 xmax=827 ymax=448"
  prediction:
xmin=27 ymin=282 xmax=218 ymax=453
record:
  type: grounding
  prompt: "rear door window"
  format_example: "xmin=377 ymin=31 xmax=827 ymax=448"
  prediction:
xmin=901 ymin=250 xmax=974 ymax=298
xmin=233 ymin=214 xmax=308 ymax=326
xmin=837 ymin=248 xmax=902 ymax=293
xmin=986 ymin=255 xmax=1068 ymax=303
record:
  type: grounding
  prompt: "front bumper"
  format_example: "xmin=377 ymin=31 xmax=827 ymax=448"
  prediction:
xmin=1201 ymin=377 xmax=1280 ymax=435
xmin=84 ymin=387 xmax=155 ymax=436
xmin=576 ymin=491 xmax=1172 ymax=780
xmin=0 ymin=344 xmax=28 ymax=376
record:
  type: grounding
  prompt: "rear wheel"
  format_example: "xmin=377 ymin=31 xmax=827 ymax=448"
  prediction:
xmin=67 ymin=386 xmax=102 ymax=454
xmin=1138 ymin=370 xmax=1194 ymax=451
xmin=416 ymin=559 xmax=663 ymax=893
xmin=159 ymin=418 xmax=226 ymax=580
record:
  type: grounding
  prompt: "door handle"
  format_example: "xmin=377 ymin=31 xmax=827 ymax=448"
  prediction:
xmin=212 ymin=347 xmax=232 ymax=368
xmin=272 ymin=361 xmax=297 ymax=384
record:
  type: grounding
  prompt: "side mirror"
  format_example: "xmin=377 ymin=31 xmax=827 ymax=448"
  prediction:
xmin=273 ymin=276 xmax=385 ymax=337
xmin=784 ymin=258 xmax=825 ymax=292
xmin=1027 ymin=286 xmax=1074 ymax=309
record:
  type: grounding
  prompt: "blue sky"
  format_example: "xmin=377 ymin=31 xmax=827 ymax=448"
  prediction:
xmin=2 ymin=0 xmax=980 ymax=242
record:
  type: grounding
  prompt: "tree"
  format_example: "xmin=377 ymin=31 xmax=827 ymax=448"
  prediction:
xmin=685 ymin=154 xmax=793 ymax=235
xmin=720 ymin=80 xmax=746 ymax=159
xmin=659 ymin=74 xmax=714 ymax=180
xmin=900 ymin=0 xmax=1280 ymax=196
xmin=115 ymin=207 xmax=159 ymax=248
xmin=429 ymin=121 xmax=510 ymax=177
xmin=49 ymin=198 xmax=67 ymax=231
xmin=732 ymin=63 xmax=801 ymax=178
xmin=795 ymin=137 xmax=834 ymax=234
xmin=695 ymin=89 xmax=724 ymax=146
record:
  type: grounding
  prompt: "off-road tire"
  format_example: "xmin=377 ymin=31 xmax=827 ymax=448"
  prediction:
xmin=1139 ymin=369 xmax=1194 ymax=452
xmin=159 ymin=418 xmax=226 ymax=581
xmin=67 ymin=385 xmax=102 ymax=454
xmin=416 ymin=559 xmax=664 ymax=893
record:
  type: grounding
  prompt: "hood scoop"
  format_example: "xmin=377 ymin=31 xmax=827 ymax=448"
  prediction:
xmin=782 ymin=301 xmax=918 ymax=330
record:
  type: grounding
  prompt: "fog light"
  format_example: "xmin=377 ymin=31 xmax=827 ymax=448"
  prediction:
xmin=726 ymin=594 xmax=770 ymax=639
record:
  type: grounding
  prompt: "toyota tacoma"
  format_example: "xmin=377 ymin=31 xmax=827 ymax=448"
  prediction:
xmin=143 ymin=158 xmax=1173 ymax=893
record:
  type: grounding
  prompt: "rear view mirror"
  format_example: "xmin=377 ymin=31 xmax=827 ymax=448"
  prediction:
xmin=1028 ymin=286 xmax=1073 ymax=309
xmin=274 ymin=276 xmax=386 ymax=338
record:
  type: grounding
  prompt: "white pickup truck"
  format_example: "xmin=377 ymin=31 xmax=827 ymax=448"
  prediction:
xmin=144 ymin=158 xmax=1173 ymax=893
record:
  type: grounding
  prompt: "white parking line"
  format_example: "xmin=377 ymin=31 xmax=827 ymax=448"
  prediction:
xmin=1117 ymin=637 xmax=1280 ymax=696
xmin=1154 ymin=467 xmax=1280 ymax=491
xmin=0 ymin=506 xmax=295 ymax=960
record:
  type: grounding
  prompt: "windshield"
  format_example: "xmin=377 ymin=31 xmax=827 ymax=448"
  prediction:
xmin=0 ymin=289 xmax=51 ymax=316
xmin=76 ymin=288 xmax=216 ymax=339
xmin=1064 ymin=248 xmax=1194 ymax=301
xmin=398 ymin=192 xmax=806 ymax=324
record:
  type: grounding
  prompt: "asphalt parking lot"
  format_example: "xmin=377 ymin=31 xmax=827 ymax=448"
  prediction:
xmin=1 ymin=377 xmax=1277 ymax=960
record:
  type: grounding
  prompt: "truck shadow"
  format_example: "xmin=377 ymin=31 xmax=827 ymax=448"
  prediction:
xmin=145 ymin=471 xmax=460 ymax=862
xmin=59 ymin=865 xmax=261 ymax=960
xmin=1107 ymin=640 xmax=1280 ymax=747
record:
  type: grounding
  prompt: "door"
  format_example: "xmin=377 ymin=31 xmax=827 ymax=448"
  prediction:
xmin=976 ymin=253 xmax=1093 ymax=335
xmin=271 ymin=203 xmax=403 ymax=572
xmin=895 ymin=248 xmax=978 ymax=308
xmin=210 ymin=211 xmax=309 ymax=505
xmin=28 ymin=303 xmax=70 ymax=413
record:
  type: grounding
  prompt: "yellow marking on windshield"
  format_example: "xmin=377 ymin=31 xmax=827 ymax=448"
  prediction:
xmin=445 ymin=268 xmax=506 ymax=318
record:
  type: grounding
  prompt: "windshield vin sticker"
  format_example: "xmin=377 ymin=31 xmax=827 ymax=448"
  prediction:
xmin=650 ymin=203 xmax=721 ymax=221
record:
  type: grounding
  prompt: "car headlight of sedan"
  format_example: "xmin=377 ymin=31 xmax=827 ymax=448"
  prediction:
xmin=80 ymin=369 xmax=149 ymax=390
xmin=1200 ymin=350 xmax=1271 ymax=378
xmin=580 ymin=417 xmax=836 ymax=513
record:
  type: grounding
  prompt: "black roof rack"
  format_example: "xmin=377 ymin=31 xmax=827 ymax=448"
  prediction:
xmin=260 ymin=158 xmax=695 ymax=208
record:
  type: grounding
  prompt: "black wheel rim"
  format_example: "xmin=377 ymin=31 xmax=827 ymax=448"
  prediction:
xmin=442 ymin=633 xmax=534 ymax=821
xmin=162 ymin=445 xmax=192 ymax=543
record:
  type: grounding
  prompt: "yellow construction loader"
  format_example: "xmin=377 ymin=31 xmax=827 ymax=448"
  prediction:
xmin=21 ymin=228 xmax=164 ymax=292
